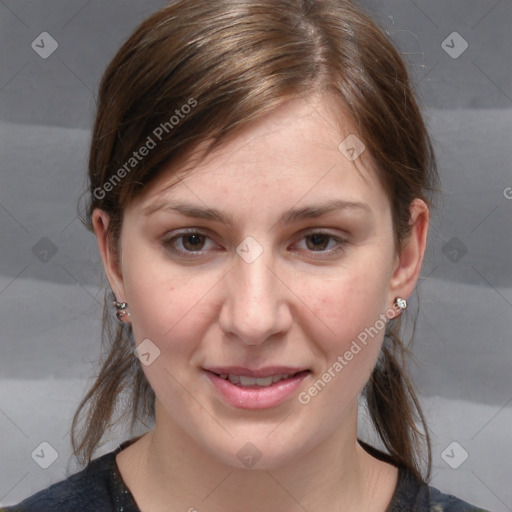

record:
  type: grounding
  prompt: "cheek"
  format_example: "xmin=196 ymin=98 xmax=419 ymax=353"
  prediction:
xmin=309 ymin=267 xmax=390 ymax=340
xmin=122 ymin=259 xmax=219 ymax=403
xmin=299 ymin=279 xmax=388 ymax=416
xmin=302 ymin=262 xmax=391 ymax=389
xmin=120 ymin=240 xmax=211 ymax=348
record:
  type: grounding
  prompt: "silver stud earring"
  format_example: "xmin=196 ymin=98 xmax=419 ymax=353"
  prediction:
xmin=113 ymin=300 xmax=130 ymax=323
xmin=394 ymin=297 xmax=407 ymax=311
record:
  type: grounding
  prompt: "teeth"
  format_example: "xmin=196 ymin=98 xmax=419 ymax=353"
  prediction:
xmin=239 ymin=375 xmax=256 ymax=386
xmin=228 ymin=374 xmax=240 ymax=384
xmin=255 ymin=376 xmax=273 ymax=386
xmin=218 ymin=373 xmax=295 ymax=387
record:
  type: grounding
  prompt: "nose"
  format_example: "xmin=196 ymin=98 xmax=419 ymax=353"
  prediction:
xmin=218 ymin=246 xmax=292 ymax=346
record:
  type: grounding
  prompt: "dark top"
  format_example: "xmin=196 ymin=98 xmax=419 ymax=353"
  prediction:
xmin=1 ymin=439 xmax=490 ymax=512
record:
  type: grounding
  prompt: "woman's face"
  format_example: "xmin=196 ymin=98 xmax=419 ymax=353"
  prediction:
xmin=97 ymin=94 xmax=427 ymax=469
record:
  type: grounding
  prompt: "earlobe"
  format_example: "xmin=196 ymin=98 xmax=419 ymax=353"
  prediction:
xmin=91 ymin=209 xmax=126 ymax=302
xmin=388 ymin=199 xmax=430 ymax=307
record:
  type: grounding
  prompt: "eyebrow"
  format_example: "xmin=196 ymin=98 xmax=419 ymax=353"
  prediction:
xmin=143 ymin=198 xmax=372 ymax=225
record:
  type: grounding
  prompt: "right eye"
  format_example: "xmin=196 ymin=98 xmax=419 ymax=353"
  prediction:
xmin=162 ymin=230 xmax=221 ymax=258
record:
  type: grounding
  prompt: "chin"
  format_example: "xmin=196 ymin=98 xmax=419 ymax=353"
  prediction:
xmin=203 ymin=430 xmax=314 ymax=471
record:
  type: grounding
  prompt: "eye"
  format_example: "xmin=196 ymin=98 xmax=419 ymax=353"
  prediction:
xmin=305 ymin=233 xmax=334 ymax=251
xmin=180 ymin=233 xmax=207 ymax=251
xmin=162 ymin=230 xmax=218 ymax=256
xmin=293 ymin=231 xmax=347 ymax=255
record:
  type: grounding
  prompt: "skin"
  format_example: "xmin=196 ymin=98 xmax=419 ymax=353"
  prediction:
xmin=93 ymin=94 xmax=429 ymax=512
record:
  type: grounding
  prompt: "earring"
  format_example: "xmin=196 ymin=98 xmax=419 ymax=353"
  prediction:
xmin=113 ymin=299 xmax=130 ymax=323
xmin=394 ymin=297 xmax=407 ymax=311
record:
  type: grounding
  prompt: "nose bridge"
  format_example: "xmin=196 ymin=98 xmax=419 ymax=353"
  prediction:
xmin=219 ymin=243 xmax=289 ymax=344
xmin=237 ymin=252 xmax=274 ymax=306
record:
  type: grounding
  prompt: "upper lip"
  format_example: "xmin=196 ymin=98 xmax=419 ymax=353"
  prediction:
xmin=204 ymin=366 xmax=310 ymax=378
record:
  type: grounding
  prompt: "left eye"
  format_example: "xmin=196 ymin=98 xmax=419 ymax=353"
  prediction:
xmin=179 ymin=233 xmax=208 ymax=251
xmin=302 ymin=233 xmax=339 ymax=251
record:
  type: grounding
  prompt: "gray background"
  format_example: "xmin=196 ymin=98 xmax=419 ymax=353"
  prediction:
xmin=0 ymin=0 xmax=511 ymax=510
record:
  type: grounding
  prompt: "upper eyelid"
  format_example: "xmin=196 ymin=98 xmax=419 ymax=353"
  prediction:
xmin=293 ymin=233 xmax=347 ymax=251
xmin=291 ymin=228 xmax=350 ymax=246
xmin=163 ymin=228 xmax=215 ymax=242
xmin=164 ymin=227 xmax=347 ymax=240
xmin=164 ymin=230 xmax=216 ymax=245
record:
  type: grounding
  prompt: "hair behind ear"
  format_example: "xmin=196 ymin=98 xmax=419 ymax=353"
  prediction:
xmin=363 ymin=319 xmax=432 ymax=482
xmin=71 ymin=293 xmax=155 ymax=465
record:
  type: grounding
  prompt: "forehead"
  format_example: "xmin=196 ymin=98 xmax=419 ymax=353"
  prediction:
xmin=131 ymin=94 xmax=388 ymax=217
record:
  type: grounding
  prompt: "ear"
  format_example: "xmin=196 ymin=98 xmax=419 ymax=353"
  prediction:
xmin=387 ymin=198 xmax=430 ymax=310
xmin=92 ymin=209 xmax=126 ymax=302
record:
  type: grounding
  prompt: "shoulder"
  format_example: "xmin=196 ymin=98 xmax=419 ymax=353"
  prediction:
xmin=393 ymin=468 xmax=490 ymax=511
xmin=1 ymin=450 xmax=118 ymax=512
xmin=427 ymin=485 xmax=490 ymax=512
xmin=388 ymin=463 xmax=490 ymax=511
xmin=357 ymin=441 xmax=490 ymax=512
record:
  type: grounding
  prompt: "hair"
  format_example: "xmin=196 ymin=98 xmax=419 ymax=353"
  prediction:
xmin=72 ymin=0 xmax=438 ymax=482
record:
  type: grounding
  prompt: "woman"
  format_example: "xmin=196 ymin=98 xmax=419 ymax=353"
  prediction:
xmin=4 ymin=0 xmax=490 ymax=510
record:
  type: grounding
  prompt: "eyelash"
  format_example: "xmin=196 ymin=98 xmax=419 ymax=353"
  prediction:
xmin=162 ymin=229 xmax=348 ymax=258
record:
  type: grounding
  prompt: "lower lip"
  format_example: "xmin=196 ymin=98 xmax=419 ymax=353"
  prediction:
xmin=204 ymin=370 xmax=310 ymax=409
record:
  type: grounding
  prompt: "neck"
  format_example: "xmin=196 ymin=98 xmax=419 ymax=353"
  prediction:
xmin=118 ymin=401 xmax=397 ymax=512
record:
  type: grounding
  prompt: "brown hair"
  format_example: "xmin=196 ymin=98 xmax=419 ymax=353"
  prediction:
xmin=72 ymin=0 xmax=438 ymax=481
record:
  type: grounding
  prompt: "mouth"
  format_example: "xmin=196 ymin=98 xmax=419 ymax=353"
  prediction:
xmin=207 ymin=370 xmax=311 ymax=388
xmin=203 ymin=367 xmax=312 ymax=409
